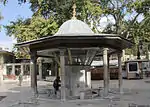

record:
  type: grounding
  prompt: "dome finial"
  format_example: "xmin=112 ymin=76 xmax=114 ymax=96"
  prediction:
xmin=72 ymin=0 xmax=76 ymax=19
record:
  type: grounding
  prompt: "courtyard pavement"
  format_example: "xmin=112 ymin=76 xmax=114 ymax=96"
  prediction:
xmin=0 ymin=78 xmax=150 ymax=107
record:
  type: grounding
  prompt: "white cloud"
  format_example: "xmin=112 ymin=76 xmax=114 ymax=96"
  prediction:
xmin=0 ymin=36 xmax=16 ymax=51
xmin=11 ymin=35 xmax=17 ymax=44
xmin=0 ymin=41 xmax=12 ymax=51
xmin=98 ymin=15 xmax=116 ymax=31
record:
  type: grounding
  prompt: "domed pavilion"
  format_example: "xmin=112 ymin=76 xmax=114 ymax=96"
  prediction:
xmin=16 ymin=4 xmax=133 ymax=101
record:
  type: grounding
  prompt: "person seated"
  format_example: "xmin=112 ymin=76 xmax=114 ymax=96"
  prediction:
xmin=136 ymin=72 xmax=140 ymax=78
xmin=136 ymin=70 xmax=141 ymax=79
xmin=53 ymin=76 xmax=61 ymax=95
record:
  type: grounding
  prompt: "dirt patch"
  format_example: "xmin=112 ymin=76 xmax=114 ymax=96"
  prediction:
xmin=0 ymin=96 xmax=6 ymax=101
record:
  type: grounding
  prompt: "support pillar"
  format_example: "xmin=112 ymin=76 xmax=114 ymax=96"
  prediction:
xmin=38 ymin=58 xmax=43 ymax=80
xmin=85 ymin=68 xmax=87 ymax=87
xmin=55 ymin=62 xmax=59 ymax=77
xmin=3 ymin=65 xmax=6 ymax=76
xmin=30 ymin=51 xmax=38 ymax=97
xmin=60 ymin=49 xmax=66 ymax=101
xmin=86 ymin=71 xmax=91 ymax=88
xmin=103 ymin=48 xmax=108 ymax=96
xmin=85 ymin=66 xmax=91 ymax=88
xmin=12 ymin=64 xmax=15 ymax=75
xmin=107 ymin=55 xmax=110 ymax=91
xmin=0 ymin=64 xmax=3 ymax=85
xmin=21 ymin=64 xmax=24 ymax=75
xmin=118 ymin=52 xmax=123 ymax=94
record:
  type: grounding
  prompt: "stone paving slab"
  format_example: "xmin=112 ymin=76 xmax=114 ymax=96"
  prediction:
xmin=0 ymin=79 xmax=150 ymax=107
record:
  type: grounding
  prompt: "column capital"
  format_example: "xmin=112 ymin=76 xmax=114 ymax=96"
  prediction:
xmin=60 ymin=49 xmax=65 ymax=56
xmin=30 ymin=49 xmax=36 ymax=54
xmin=103 ymin=48 xmax=109 ymax=51
xmin=117 ymin=50 xmax=123 ymax=54
xmin=37 ymin=57 xmax=44 ymax=63
xmin=117 ymin=52 xmax=122 ymax=58
xmin=103 ymin=48 xmax=108 ymax=55
xmin=30 ymin=50 xmax=37 ymax=59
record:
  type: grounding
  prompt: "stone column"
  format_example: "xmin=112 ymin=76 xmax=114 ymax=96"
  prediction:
xmin=60 ymin=49 xmax=66 ymax=101
xmin=107 ymin=55 xmax=110 ymax=91
xmin=84 ymin=66 xmax=88 ymax=87
xmin=21 ymin=64 xmax=24 ymax=75
xmin=148 ymin=52 xmax=150 ymax=60
xmin=148 ymin=52 xmax=150 ymax=70
xmin=84 ymin=66 xmax=91 ymax=88
xmin=103 ymin=48 xmax=108 ymax=96
xmin=12 ymin=64 xmax=15 ymax=75
xmin=55 ymin=62 xmax=59 ymax=77
xmin=38 ymin=59 xmax=43 ymax=80
xmin=85 ymin=69 xmax=87 ymax=87
xmin=122 ymin=50 xmax=126 ymax=62
xmin=3 ymin=64 xmax=6 ymax=76
xmin=118 ymin=52 xmax=123 ymax=94
xmin=86 ymin=71 xmax=91 ymax=88
xmin=0 ymin=64 xmax=3 ymax=85
xmin=30 ymin=51 xmax=38 ymax=97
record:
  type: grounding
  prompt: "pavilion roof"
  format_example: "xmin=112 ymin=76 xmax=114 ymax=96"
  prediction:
xmin=16 ymin=18 xmax=134 ymax=56
xmin=16 ymin=34 xmax=134 ymax=51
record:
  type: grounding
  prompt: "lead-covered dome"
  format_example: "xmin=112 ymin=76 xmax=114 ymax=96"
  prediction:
xmin=55 ymin=19 xmax=94 ymax=35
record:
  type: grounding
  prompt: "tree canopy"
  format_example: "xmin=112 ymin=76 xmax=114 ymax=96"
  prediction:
xmin=5 ymin=16 xmax=58 ymax=42
xmin=0 ymin=10 xmax=4 ymax=31
xmin=2 ymin=0 xmax=150 ymax=57
xmin=4 ymin=0 xmax=104 ymax=42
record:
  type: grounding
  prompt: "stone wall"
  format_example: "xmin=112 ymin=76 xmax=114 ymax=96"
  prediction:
xmin=91 ymin=67 xmax=119 ymax=80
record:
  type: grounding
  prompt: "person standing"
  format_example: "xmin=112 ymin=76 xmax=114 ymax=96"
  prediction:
xmin=18 ymin=73 xmax=23 ymax=86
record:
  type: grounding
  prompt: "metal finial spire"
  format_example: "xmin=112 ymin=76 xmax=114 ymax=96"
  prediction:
xmin=72 ymin=0 xmax=76 ymax=19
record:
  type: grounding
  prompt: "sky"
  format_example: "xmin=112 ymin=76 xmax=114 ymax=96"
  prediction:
xmin=0 ymin=0 xmax=32 ymax=51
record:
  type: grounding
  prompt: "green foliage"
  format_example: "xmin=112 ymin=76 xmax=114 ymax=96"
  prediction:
xmin=3 ymin=0 xmax=103 ymax=59
xmin=1 ymin=0 xmax=26 ymax=5
xmin=5 ymin=16 xmax=58 ymax=58
xmin=100 ymin=0 xmax=147 ymax=35
xmin=0 ymin=11 xmax=3 ymax=31
xmin=0 ymin=12 xmax=3 ymax=20
xmin=5 ymin=0 xmax=103 ymax=43
xmin=29 ymin=0 xmax=103 ymax=32
xmin=140 ymin=13 xmax=150 ymax=41
xmin=15 ymin=50 xmax=30 ymax=59
xmin=5 ymin=16 xmax=58 ymax=42
xmin=0 ymin=0 xmax=7 ymax=5
xmin=98 ymin=0 xmax=150 ymax=56
xmin=5 ymin=0 xmax=103 ymax=41
xmin=78 ymin=0 xmax=102 ymax=32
